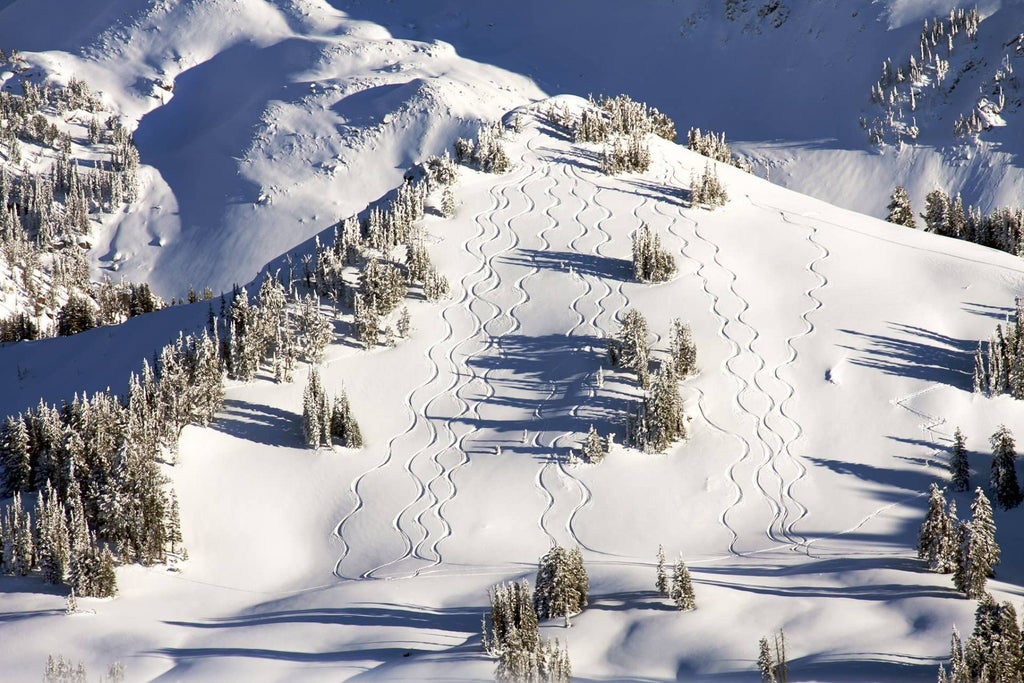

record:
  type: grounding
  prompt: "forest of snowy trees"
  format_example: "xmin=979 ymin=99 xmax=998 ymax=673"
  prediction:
xmin=0 ymin=57 xmax=150 ymax=342
xmin=865 ymin=8 xmax=983 ymax=146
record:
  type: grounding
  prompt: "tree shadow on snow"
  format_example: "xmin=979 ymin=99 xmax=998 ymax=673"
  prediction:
xmin=963 ymin=301 xmax=1015 ymax=322
xmin=154 ymin=603 xmax=485 ymax=674
xmin=499 ymin=249 xmax=632 ymax=281
xmin=838 ymin=323 xmax=975 ymax=389
xmin=456 ymin=333 xmax=637 ymax=458
xmin=209 ymin=398 xmax=300 ymax=448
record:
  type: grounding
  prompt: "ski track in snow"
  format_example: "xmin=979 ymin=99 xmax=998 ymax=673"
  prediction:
xmin=739 ymin=196 xmax=835 ymax=548
xmin=396 ymin=140 xmax=542 ymax=578
xmin=421 ymin=132 xmax=552 ymax=572
xmin=334 ymin=141 xmax=534 ymax=579
xmin=660 ymin=172 xmax=771 ymax=554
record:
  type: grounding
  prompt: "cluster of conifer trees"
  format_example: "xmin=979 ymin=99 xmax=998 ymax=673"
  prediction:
xmin=686 ymin=128 xmax=752 ymax=172
xmin=690 ymin=163 xmax=729 ymax=208
xmin=939 ymin=594 xmax=1024 ymax=682
xmin=886 ymin=187 xmax=1024 ymax=259
xmin=455 ymin=122 xmax=511 ymax=174
xmin=482 ymin=545 xmax=587 ymax=682
xmin=301 ymin=369 xmax=361 ymax=449
xmin=606 ymin=309 xmax=695 ymax=453
xmin=918 ymin=485 xmax=999 ymax=599
xmin=304 ymin=153 xmax=454 ymax=349
xmin=542 ymin=93 xmax=675 ymax=175
xmin=631 ymin=224 xmax=676 ymax=283
xmin=865 ymin=8 xmax=981 ymax=146
xmin=972 ymin=298 xmax=1024 ymax=398
xmin=0 ymin=66 xmax=145 ymax=342
xmin=0 ymin=329 xmax=221 ymax=595
xmin=655 ymin=545 xmax=696 ymax=610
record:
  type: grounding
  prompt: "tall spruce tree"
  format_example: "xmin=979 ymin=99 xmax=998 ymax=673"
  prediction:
xmin=989 ymin=425 xmax=1022 ymax=509
xmin=302 ymin=369 xmax=331 ymax=449
xmin=918 ymin=483 xmax=957 ymax=573
xmin=608 ymin=309 xmax=650 ymax=387
xmin=656 ymin=545 xmax=669 ymax=596
xmin=950 ymin=427 xmax=970 ymax=492
xmin=886 ymin=185 xmax=917 ymax=228
xmin=534 ymin=546 xmax=589 ymax=624
xmin=670 ymin=559 xmax=696 ymax=610
xmin=957 ymin=488 xmax=999 ymax=599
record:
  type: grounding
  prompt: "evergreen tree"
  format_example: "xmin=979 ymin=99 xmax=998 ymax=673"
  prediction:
xmin=0 ymin=415 xmax=31 ymax=495
xmin=950 ymin=427 xmax=970 ymax=492
xmin=608 ymin=308 xmax=650 ymax=387
xmin=484 ymin=580 xmax=540 ymax=655
xmin=630 ymin=360 xmax=687 ymax=452
xmin=691 ymin=163 xmax=729 ymax=208
xmin=656 ymin=544 xmax=669 ymax=596
xmin=631 ymin=224 xmax=676 ymax=283
xmin=973 ymin=343 xmax=988 ymax=395
xmin=923 ymin=189 xmax=951 ymax=234
xmin=670 ymin=319 xmax=698 ymax=377
xmin=758 ymin=637 xmax=777 ymax=683
xmin=580 ymin=425 xmax=606 ymax=464
xmin=440 ymin=186 xmax=455 ymax=218
xmin=534 ymin=546 xmax=589 ymax=623
xmin=295 ymin=293 xmax=333 ymax=364
xmin=330 ymin=391 xmax=363 ymax=448
xmin=918 ymin=483 xmax=957 ymax=573
xmin=964 ymin=594 xmax=1023 ymax=681
xmin=302 ymin=369 xmax=331 ymax=449
xmin=948 ymin=625 xmax=969 ymax=683
xmin=989 ymin=425 xmax=1022 ymax=509
xmin=670 ymin=558 xmax=696 ymax=610
xmin=886 ymin=185 xmax=917 ymax=228
xmin=56 ymin=294 xmax=96 ymax=337
xmin=957 ymin=488 xmax=999 ymax=599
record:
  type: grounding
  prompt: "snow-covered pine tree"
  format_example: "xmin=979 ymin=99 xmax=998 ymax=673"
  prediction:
xmin=758 ymin=637 xmax=777 ymax=683
xmin=608 ymin=308 xmax=651 ymax=387
xmin=302 ymin=369 xmax=331 ymax=449
xmin=989 ymin=425 xmax=1022 ymax=509
xmin=946 ymin=625 xmax=969 ymax=683
xmin=396 ymin=306 xmax=411 ymax=338
xmin=656 ymin=544 xmax=669 ymax=596
xmin=0 ymin=414 xmax=31 ymax=495
xmin=950 ymin=427 xmax=970 ymax=492
xmin=964 ymin=593 xmax=1024 ymax=681
xmin=330 ymin=391 xmax=363 ymax=448
xmin=483 ymin=580 xmax=540 ymax=656
xmin=957 ymin=488 xmax=999 ymax=599
xmin=670 ymin=558 xmax=696 ymax=610
xmin=631 ymin=224 xmax=676 ymax=283
xmin=580 ymin=425 xmax=606 ymax=464
xmin=918 ymin=483 xmax=957 ymax=573
xmin=423 ymin=266 xmax=450 ymax=301
xmin=886 ymin=185 xmax=917 ymax=228
xmin=923 ymin=189 xmax=951 ymax=234
xmin=295 ymin=293 xmax=333 ymax=364
xmin=691 ymin=163 xmax=728 ymax=208
xmin=440 ymin=186 xmax=455 ymax=218
xmin=670 ymin=318 xmax=698 ymax=377
xmin=36 ymin=483 xmax=70 ymax=585
xmin=352 ymin=292 xmax=380 ymax=348
xmin=534 ymin=546 xmax=589 ymax=624
xmin=630 ymin=359 xmax=687 ymax=452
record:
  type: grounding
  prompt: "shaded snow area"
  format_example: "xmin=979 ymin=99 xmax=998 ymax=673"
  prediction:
xmin=2 ymin=0 xmax=1024 ymax=681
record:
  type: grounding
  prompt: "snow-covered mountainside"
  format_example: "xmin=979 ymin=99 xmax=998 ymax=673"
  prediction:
xmin=2 ymin=1 xmax=1024 ymax=681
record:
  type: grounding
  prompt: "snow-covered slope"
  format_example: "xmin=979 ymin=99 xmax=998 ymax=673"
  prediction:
xmin=4 ymin=1 xmax=1024 ymax=680
xmin=2 ymin=100 xmax=1024 ymax=681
